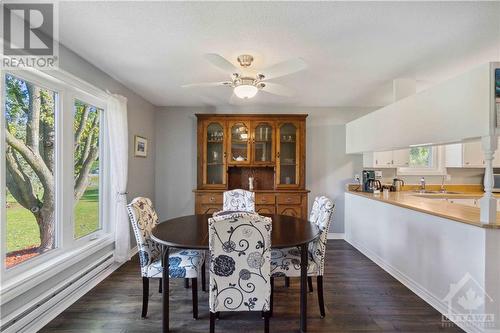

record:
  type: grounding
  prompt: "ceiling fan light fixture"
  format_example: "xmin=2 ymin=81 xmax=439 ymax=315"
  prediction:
xmin=234 ymin=84 xmax=258 ymax=99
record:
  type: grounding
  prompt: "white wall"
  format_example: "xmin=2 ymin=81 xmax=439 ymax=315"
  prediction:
xmin=154 ymin=106 xmax=374 ymax=234
xmin=1 ymin=45 xmax=158 ymax=328
xmin=345 ymin=192 xmax=500 ymax=332
xmin=59 ymin=46 xmax=157 ymax=203
xmin=346 ymin=63 xmax=496 ymax=153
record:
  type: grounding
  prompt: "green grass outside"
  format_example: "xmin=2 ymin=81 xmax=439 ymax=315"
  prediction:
xmin=6 ymin=183 xmax=100 ymax=253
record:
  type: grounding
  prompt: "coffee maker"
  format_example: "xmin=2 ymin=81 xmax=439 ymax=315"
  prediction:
xmin=363 ymin=170 xmax=382 ymax=193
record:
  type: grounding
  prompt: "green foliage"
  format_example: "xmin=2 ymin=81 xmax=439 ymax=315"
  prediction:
xmin=5 ymin=75 xmax=28 ymax=137
xmin=409 ymin=147 xmax=432 ymax=168
xmin=6 ymin=186 xmax=100 ymax=252
xmin=5 ymin=74 xmax=101 ymax=255
xmin=74 ymin=100 xmax=100 ymax=178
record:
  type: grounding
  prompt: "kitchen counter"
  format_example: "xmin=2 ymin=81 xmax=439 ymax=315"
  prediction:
xmin=347 ymin=190 xmax=500 ymax=228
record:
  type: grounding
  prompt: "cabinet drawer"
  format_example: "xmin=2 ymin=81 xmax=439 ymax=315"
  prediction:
xmin=255 ymin=193 xmax=276 ymax=205
xmin=276 ymin=193 xmax=302 ymax=205
xmin=277 ymin=205 xmax=301 ymax=217
xmin=256 ymin=205 xmax=276 ymax=215
xmin=198 ymin=205 xmax=222 ymax=215
xmin=199 ymin=193 xmax=223 ymax=204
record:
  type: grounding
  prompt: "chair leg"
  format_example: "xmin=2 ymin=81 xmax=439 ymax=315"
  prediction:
xmin=308 ymin=276 xmax=313 ymax=293
xmin=141 ymin=277 xmax=149 ymax=318
xmin=210 ymin=312 xmax=216 ymax=333
xmin=285 ymin=277 xmax=290 ymax=288
xmin=317 ymin=276 xmax=325 ymax=318
xmin=264 ymin=311 xmax=270 ymax=333
xmin=159 ymin=278 xmax=162 ymax=293
xmin=184 ymin=278 xmax=190 ymax=288
xmin=201 ymin=262 xmax=207 ymax=292
xmin=270 ymin=277 xmax=274 ymax=317
xmin=192 ymin=278 xmax=198 ymax=319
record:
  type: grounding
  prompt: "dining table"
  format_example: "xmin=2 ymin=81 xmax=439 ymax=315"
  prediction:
xmin=151 ymin=213 xmax=320 ymax=333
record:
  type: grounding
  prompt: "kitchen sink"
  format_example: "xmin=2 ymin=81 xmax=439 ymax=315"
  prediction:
xmin=412 ymin=190 xmax=463 ymax=195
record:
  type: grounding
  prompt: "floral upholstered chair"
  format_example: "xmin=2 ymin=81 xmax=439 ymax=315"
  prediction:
xmin=270 ymin=196 xmax=334 ymax=318
xmin=208 ymin=212 xmax=272 ymax=333
xmin=222 ymin=189 xmax=255 ymax=212
xmin=127 ymin=197 xmax=206 ymax=319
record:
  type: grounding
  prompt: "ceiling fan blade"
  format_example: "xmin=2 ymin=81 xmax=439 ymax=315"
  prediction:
xmin=261 ymin=82 xmax=294 ymax=97
xmin=181 ymin=81 xmax=231 ymax=88
xmin=204 ymin=53 xmax=238 ymax=73
xmin=261 ymin=58 xmax=307 ymax=80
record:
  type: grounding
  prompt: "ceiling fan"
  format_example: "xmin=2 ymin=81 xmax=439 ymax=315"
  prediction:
xmin=182 ymin=53 xmax=307 ymax=100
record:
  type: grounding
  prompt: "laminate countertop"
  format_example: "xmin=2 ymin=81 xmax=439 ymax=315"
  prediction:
xmin=347 ymin=190 xmax=500 ymax=229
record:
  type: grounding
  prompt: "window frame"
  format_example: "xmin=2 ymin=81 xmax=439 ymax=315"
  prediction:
xmin=71 ymin=95 xmax=108 ymax=244
xmin=0 ymin=68 xmax=111 ymax=283
xmin=397 ymin=146 xmax=446 ymax=176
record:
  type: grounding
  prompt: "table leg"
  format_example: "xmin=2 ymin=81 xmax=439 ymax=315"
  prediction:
xmin=162 ymin=246 xmax=170 ymax=333
xmin=300 ymin=243 xmax=307 ymax=332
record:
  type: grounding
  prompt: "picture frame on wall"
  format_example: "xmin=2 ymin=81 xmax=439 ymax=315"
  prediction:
xmin=134 ymin=135 xmax=148 ymax=157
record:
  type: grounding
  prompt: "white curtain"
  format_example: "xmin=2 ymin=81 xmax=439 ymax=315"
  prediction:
xmin=106 ymin=93 xmax=130 ymax=263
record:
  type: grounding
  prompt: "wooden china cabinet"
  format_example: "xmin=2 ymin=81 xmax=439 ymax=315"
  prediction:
xmin=194 ymin=114 xmax=309 ymax=219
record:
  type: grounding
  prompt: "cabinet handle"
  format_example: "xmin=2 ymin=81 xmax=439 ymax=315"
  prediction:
xmin=223 ymin=152 xmax=227 ymax=158
xmin=375 ymin=159 xmax=378 ymax=165
xmin=210 ymin=197 xmax=215 ymax=202
xmin=286 ymin=197 xmax=292 ymax=203
xmin=277 ymin=152 xmax=280 ymax=158
xmin=262 ymin=198 xmax=267 ymax=202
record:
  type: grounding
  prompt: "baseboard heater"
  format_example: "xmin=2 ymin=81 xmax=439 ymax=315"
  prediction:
xmin=1 ymin=253 xmax=115 ymax=333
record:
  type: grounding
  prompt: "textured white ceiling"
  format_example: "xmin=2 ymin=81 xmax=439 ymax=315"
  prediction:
xmin=59 ymin=1 xmax=500 ymax=107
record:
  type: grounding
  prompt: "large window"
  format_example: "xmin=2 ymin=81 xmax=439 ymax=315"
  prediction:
xmin=73 ymin=100 xmax=102 ymax=239
xmin=409 ymin=146 xmax=433 ymax=168
xmin=2 ymin=71 xmax=108 ymax=272
xmin=4 ymin=74 xmax=58 ymax=268
xmin=398 ymin=145 xmax=445 ymax=175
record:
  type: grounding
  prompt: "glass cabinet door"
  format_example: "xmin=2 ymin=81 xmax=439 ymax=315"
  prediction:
xmin=252 ymin=122 xmax=274 ymax=164
xmin=204 ymin=122 xmax=226 ymax=186
xmin=277 ymin=122 xmax=299 ymax=186
xmin=228 ymin=121 xmax=250 ymax=164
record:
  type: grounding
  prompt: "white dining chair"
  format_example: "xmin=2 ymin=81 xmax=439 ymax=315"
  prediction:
xmin=222 ymin=189 xmax=255 ymax=212
xmin=270 ymin=195 xmax=335 ymax=318
xmin=127 ymin=197 xmax=206 ymax=319
xmin=208 ymin=211 xmax=272 ymax=333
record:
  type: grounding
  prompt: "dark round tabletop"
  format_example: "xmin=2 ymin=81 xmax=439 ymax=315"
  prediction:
xmin=151 ymin=214 xmax=319 ymax=249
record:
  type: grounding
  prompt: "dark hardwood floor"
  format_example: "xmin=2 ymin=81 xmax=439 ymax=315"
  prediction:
xmin=41 ymin=240 xmax=463 ymax=333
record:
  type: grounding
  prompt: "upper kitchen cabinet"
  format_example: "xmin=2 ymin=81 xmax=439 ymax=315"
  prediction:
xmin=196 ymin=114 xmax=307 ymax=191
xmin=363 ymin=149 xmax=410 ymax=168
xmin=445 ymin=141 xmax=486 ymax=168
xmin=201 ymin=121 xmax=227 ymax=187
xmin=251 ymin=121 xmax=275 ymax=165
xmin=393 ymin=149 xmax=410 ymax=167
xmin=276 ymin=121 xmax=302 ymax=187
xmin=228 ymin=121 xmax=251 ymax=165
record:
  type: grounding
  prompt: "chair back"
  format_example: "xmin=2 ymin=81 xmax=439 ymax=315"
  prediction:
xmin=223 ymin=189 xmax=255 ymax=212
xmin=208 ymin=212 xmax=272 ymax=313
xmin=127 ymin=197 xmax=162 ymax=277
xmin=308 ymin=196 xmax=335 ymax=276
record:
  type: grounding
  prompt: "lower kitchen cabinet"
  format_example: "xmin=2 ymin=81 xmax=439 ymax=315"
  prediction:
xmin=194 ymin=191 xmax=309 ymax=219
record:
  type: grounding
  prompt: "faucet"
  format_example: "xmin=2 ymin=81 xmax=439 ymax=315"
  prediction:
xmin=420 ymin=177 xmax=426 ymax=191
xmin=440 ymin=175 xmax=447 ymax=193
